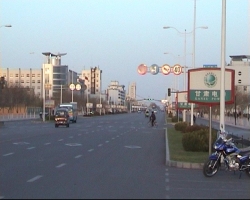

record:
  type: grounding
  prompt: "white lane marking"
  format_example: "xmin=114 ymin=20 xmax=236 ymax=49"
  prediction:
xmin=58 ymin=139 xmax=63 ymax=142
xmin=105 ymin=141 xmax=109 ymax=143
xmin=27 ymin=147 xmax=35 ymax=150
xmin=69 ymin=136 xmax=73 ymax=138
xmin=98 ymin=144 xmax=103 ymax=147
xmin=13 ymin=142 xmax=29 ymax=145
xmin=75 ymin=155 xmax=82 ymax=159
xmin=124 ymin=145 xmax=141 ymax=149
xmin=56 ymin=163 xmax=66 ymax=168
xmin=112 ymin=138 xmax=115 ymax=140
xmin=88 ymin=149 xmax=94 ymax=152
xmin=3 ymin=152 xmax=14 ymax=157
xmin=116 ymin=135 xmax=119 ymax=138
xmin=27 ymin=175 xmax=43 ymax=182
xmin=44 ymin=143 xmax=51 ymax=145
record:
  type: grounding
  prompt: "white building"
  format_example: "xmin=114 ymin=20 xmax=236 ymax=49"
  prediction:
xmin=0 ymin=67 xmax=43 ymax=97
xmin=226 ymin=55 xmax=250 ymax=92
xmin=127 ymin=82 xmax=136 ymax=100
xmin=0 ymin=52 xmax=78 ymax=101
xmin=107 ymin=81 xmax=126 ymax=106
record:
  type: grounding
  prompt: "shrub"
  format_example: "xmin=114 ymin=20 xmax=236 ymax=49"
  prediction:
xmin=174 ymin=121 xmax=188 ymax=132
xmin=172 ymin=116 xmax=183 ymax=122
xmin=182 ymin=128 xmax=217 ymax=152
xmin=183 ymin=124 xmax=208 ymax=133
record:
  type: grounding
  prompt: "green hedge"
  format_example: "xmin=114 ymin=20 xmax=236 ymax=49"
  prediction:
xmin=182 ymin=128 xmax=217 ymax=152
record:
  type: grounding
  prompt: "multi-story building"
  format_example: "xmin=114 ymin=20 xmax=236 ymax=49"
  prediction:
xmin=226 ymin=55 xmax=250 ymax=92
xmin=0 ymin=67 xmax=43 ymax=96
xmin=0 ymin=52 xmax=78 ymax=101
xmin=107 ymin=81 xmax=126 ymax=106
xmin=80 ymin=66 xmax=102 ymax=99
xmin=127 ymin=82 xmax=136 ymax=100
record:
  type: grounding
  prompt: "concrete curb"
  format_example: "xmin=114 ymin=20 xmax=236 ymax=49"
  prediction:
xmin=165 ymin=117 xmax=204 ymax=170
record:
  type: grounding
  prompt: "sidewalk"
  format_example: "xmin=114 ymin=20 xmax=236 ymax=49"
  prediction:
xmin=202 ymin=114 xmax=250 ymax=130
xmin=164 ymin=114 xmax=250 ymax=170
xmin=0 ymin=113 xmax=40 ymax=122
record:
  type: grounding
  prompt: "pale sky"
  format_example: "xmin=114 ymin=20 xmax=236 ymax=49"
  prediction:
xmin=0 ymin=0 xmax=249 ymax=102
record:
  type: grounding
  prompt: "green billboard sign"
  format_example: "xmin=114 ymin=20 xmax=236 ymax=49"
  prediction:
xmin=188 ymin=68 xmax=235 ymax=105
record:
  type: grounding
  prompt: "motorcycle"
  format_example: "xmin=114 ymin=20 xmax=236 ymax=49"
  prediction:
xmin=203 ymin=130 xmax=250 ymax=178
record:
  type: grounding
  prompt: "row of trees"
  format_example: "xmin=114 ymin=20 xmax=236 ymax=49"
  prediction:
xmin=197 ymin=90 xmax=250 ymax=117
xmin=0 ymin=86 xmax=126 ymax=114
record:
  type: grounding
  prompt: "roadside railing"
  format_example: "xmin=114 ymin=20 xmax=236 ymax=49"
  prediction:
xmin=0 ymin=113 xmax=39 ymax=121
xmin=228 ymin=131 xmax=250 ymax=148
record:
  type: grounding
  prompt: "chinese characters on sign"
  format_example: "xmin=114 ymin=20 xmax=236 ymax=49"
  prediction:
xmin=188 ymin=68 xmax=235 ymax=105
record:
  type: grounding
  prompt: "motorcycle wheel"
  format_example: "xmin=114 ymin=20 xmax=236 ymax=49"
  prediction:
xmin=203 ymin=159 xmax=219 ymax=177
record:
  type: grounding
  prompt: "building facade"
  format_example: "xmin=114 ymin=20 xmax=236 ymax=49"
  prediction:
xmin=226 ymin=55 xmax=250 ymax=92
xmin=80 ymin=66 xmax=102 ymax=99
xmin=127 ymin=82 xmax=136 ymax=100
xmin=107 ymin=81 xmax=126 ymax=106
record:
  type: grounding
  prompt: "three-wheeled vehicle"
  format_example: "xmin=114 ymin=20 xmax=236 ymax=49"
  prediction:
xmin=55 ymin=108 xmax=70 ymax=128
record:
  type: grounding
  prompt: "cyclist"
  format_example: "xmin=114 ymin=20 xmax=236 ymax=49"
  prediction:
xmin=149 ymin=111 xmax=156 ymax=127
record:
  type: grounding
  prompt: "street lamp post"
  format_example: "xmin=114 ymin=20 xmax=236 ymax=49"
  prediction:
xmin=163 ymin=26 xmax=208 ymax=91
xmin=163 ymin=25 xmax=208 ymax=125
xmin=0 ymin=24 xmax=12 ymax=84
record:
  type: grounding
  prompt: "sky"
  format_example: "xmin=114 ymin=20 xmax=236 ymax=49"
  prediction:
xmin=0 ymin=0 xmax=249 ymax=103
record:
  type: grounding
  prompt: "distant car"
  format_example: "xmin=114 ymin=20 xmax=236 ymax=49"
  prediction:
xmin=145 ymin=111 xmax=149 ymax=117
xmin=54 ymin=108 xmax=70 ymax=128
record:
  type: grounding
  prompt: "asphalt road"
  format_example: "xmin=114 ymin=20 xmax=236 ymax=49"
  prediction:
xmin=0 ymin=112 xmax=249 ymax=199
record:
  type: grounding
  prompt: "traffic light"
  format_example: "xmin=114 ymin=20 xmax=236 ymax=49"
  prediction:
xmin=168 ymin=88 xmax=171 ymax=96
xmin=144 ymin=98 xmax=154 ymax=101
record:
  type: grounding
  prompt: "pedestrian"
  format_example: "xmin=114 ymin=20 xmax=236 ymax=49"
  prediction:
xmin=150 ymin=111 xmax=156 ymax=127
xmin=193 ymin=114 xmax=196 ymax=124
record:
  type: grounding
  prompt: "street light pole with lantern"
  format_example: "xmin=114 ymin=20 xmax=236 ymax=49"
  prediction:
xmin=163 ymin=25 xmax=208 ymax=125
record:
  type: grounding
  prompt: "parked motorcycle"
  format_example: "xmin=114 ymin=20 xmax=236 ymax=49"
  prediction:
xmin=203 ymin=130 xmax=250 ymax=178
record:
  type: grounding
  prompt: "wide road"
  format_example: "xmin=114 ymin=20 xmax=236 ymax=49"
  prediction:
xmin=0 ymin=112 xmax=249 ymax=199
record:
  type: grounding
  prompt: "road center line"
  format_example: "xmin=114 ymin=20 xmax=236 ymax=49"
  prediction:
xmin=27 ymin=175 xmax=43 ymax=182
xmin=56 ymin=163 xmax=66 ymax=168
xmin=27 ymin=147 xmax=35 ymax=150
xmin=3 ymin=152 xmax=14 ymax=157
xmin=75 ymin=155 xmax=82 ymax=159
